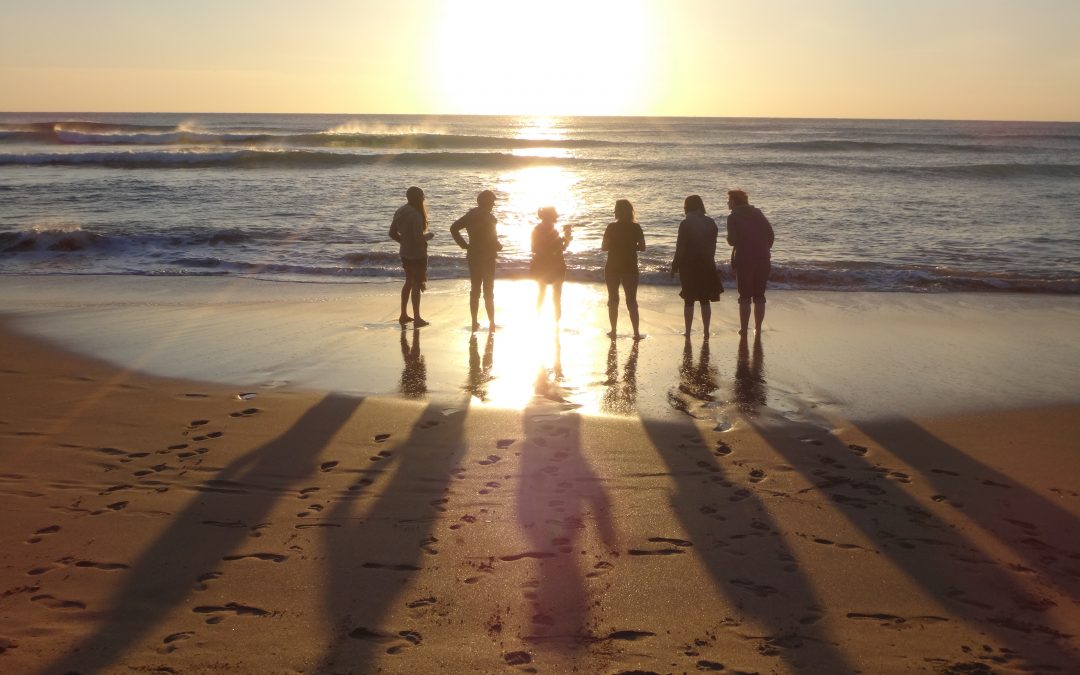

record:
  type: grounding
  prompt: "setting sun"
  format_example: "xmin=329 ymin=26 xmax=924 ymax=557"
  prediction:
xmin=435 ymin=0 xmax=653 ymax=115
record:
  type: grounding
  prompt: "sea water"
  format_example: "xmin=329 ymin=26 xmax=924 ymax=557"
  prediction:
xmin=2 ymin=113 xmax=1078 ymax=293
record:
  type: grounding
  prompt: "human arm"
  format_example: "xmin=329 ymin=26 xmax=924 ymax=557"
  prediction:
xmin=759 ymin=210 xmax=774 ymax=249
xmin=671 ymin=221 xmax=686 ymax=276
xmin=635 ymin=223 xmax=646 ymax=252
xmin=726 ymin=214 xmax=737 ymax=248
xmin=601 ymin=224 xmax=611 ymax=252
xmin=450 ymin=214 xmax=469 ymax=249
xmin=388 ymin=212 xmax=402 ymax=243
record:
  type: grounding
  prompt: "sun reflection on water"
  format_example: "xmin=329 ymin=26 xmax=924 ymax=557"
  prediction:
xmin=464 ymin=280 xmax=610 ymax=414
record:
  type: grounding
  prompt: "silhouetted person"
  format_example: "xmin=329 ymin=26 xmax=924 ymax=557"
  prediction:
xmin=531 ymin=206 xmax=571 ymax=323
xmin=451 ymin=189 xmax=502 ymax=331
xmin=399 ymin=328 xmax=427 ymax=398
xmin=602 ymin=199 xmax=646 ymax=339
xmin=389 ymin=186 xmax=434 ymax=326
xmin=671 ymin=194 xmax=721 ymax=337
xmin=600 ymin=338 xmax=640 ymax=415
xmin=465 ymin=330 xmax=494 ymax=402
xmin=726 ymin=189 xmax=774 ymax=334
xmin=734 ymin=332 xmax=767 ymax=413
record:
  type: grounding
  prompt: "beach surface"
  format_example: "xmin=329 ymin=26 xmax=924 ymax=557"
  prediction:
xmin=1 ymin=276 xmax=1079 ymax=673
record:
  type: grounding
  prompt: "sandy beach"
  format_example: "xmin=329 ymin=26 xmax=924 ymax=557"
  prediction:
xmin=1 ymin=276 xmax=1079 ymax=674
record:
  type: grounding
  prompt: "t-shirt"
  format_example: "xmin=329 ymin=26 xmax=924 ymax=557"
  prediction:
xmin=389 ymin=204 xmax=427 ymax=260
xmin=602 ymin=221 xmax=645 ymax=273
xmin=450 ymin=207 xmax=500 ymax=259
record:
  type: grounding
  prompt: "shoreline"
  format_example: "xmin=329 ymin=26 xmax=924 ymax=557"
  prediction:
xmin=1 ymin=274 xmax=1078 ymax=423
xmin=1 ymin=314 xmax=1078 ymax=672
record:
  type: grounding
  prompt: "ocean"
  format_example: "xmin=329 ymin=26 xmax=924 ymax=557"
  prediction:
xmin=1 ymin=113 xmax=1078 ymax=293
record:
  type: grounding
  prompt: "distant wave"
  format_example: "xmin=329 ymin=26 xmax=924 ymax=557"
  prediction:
xmin=666 ymin=159 xmax=1080 ymax=179
xmin=0 ymin=149 xmax=572 ymax=170
xmin=0 ymin=120 xmax=614 ymax=150
xmin=745 ymin=139 xmax=1000 ymax=153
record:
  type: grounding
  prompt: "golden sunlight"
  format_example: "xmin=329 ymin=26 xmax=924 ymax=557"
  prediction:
xmin=435 ymin=0 xmax=653 ymax=115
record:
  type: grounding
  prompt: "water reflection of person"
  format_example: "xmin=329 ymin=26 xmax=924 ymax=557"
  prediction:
xmin=533 ymin=331 xmax=566 ymax=402
xmin=679 ymin=336 xmax=718 ymax=401
xmin=600 ymin=339 xmax=639 ymax=415
xmin=668 ymin=336 xmax=719 ymax=416
xmin=464 ymin=330 xmax=495 ymax=402
xmin=398 ymin=328 xmax=427 ymax=398
xmin=733 ymin=333 xmax=767 ymax=413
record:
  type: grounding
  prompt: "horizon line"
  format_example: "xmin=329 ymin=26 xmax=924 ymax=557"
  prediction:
xmin=2 ymin=111 xmax=1078 ymax=125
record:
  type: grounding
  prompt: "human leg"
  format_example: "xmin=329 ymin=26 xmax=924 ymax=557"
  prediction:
xmin=624 ymin=273 xmax=641 ymax=338
xmin=552 ymin=281 xmax=563 ymax=323
xmin=683 ymin=300 xmax=694 ymax=336
xmin=752 ymin=261 xmax=770 ymax=332
xmin=700 ymin=300 xmax=712 ymax=337
xmin=468 ymin=259 xmax=482 ymax=330
xmin=482 ymin=258 xmax=496 ymax=329
xmin=605 ymin=273 xmax=620 ymax=337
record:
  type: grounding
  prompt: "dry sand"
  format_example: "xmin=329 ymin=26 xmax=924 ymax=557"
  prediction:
xmin=1 ymin=277 xmax=1079 ymax=674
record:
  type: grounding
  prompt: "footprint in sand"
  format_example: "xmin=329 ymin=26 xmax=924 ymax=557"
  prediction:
xmin=222 ymin=553 xmax=288 ymax=563
xmin=714 ymin=441 xmax=733 ymax=456
xmin=191 ymin=431 xmax=224 ymax=442
xmin=229 ymin=408 xmax=260 ymax=418
xmin=407 ymin=596 xmax=437 ymax=608
xmin=496 ymin=439 xmax=516 ymax=449
xmin=193 ymin=602 xmax=270 ymax=623
xmin=419 ymin=420 xmax=439 ymax=429
xmin=194 ymin=572 xmax=222 ymax=591
xmin=478 ymin=454 xmax=501 ymax=466
xmin=298 ymin=487 xmax=320 ymax=499
xmin=749 ymin=468 xmax=766 ymax=483
xmin=158 ymin=631 xmax=194 ymax=654
xmin=187 ymin=420 xmax=210 ymax=429
xmin=26 ymin=525 xmax=60 ymax=544
xmin=848 ymin=443 xmax=870 ymax=456
xmin=31 ymin=594 xmax=86 ymax=610
xmin=320 ymin=461 xmax=339 ymax=472
xmin=370 ymin=450 xmax=393 ymax=462
xmin=585 ymin=560 xmax=615 ymax=578
xmin=374 ymin=433 xmax=391 ymax=443
xmin=478 ymin=481 xmax=501 ymax=495
xmin=504 ymin=651 xmax=533 ymax=666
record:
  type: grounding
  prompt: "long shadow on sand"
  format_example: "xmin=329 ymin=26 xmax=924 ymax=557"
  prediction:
xmin=317 ymin=384 xmax=470 ymax=669
xmin=854 ymin=416 xmax=1080 ymax=601
xmin=639 ymin=337 xmax=857 ymax=672
xmin=41 ymin=394 xmax=363 ymax=675
xmin=515 ymin=398 xmax=617 ymax=653
xmin=751 ymin=410 xmax=1080 ymax=671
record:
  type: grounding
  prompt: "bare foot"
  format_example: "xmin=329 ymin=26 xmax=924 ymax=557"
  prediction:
xmin=488 ymin=323 xmax=497 ymax=332
xmin=633 ymin=333 xmax=646 ymax=341
xmin=414 ymin=318 xmax=430 ymax=327
xmin=738 ymin=328 xmax=748 ymax=336
xmin=399 ymin=315 xmax=414 ymax=324
xmin=471 ymin=322 xmax=481 ymax=332
xmin=606 ymin=330 xmax=617 ymax=339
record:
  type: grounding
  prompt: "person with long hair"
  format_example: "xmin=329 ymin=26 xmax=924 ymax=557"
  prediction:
xmin=530 ymin=206 xmax=571 ymax=323
xmin=450 ymin=189 xmax=502 ymax=331
xmin=601 ymin=199 xmax=646 ymax=339
xmin=388 ymin=186 xmax=434 ymax=326
xmin=671 ymin=194 xmax=721 ymax=336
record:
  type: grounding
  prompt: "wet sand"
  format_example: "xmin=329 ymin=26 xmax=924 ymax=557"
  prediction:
xmin=1 ymin=276 xmax=1079 ymax=673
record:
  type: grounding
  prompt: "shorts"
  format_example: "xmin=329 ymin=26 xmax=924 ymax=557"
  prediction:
xmin=401 ymin=256 xmax=427 ymax=286
xmin=735 ymin=259 xmax=770 ymax=304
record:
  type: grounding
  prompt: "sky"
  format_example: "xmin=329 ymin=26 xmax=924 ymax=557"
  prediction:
xmin=1 ymin=0 xmax=1078 ymax=121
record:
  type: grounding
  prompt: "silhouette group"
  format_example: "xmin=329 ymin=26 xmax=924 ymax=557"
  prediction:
xmin=389 ymin=187 xmax=774 ymax=337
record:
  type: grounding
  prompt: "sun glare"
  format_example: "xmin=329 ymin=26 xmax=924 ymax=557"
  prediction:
xmin=436 ymin=0 xmax=653 ymax=115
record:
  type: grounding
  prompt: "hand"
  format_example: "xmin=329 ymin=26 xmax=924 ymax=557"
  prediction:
xmin=424 ymin=232 xmax=435 ymax=241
